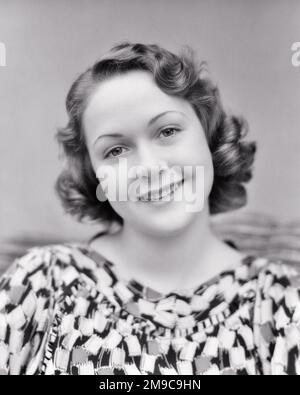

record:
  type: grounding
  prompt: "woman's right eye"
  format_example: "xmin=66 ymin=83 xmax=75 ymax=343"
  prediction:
xmin=104 ymin=146 xmax=127 ymax=159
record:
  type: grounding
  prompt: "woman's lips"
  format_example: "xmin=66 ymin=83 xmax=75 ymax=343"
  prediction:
xmin=138 ymin=179 xmax=184 ymax=203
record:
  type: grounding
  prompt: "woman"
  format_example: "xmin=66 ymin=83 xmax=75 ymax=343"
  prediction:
xmin=1 ymin=42 xmax=300 ymax=375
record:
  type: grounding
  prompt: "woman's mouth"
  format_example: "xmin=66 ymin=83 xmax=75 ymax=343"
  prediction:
xmin=138 ymin=179 xmax=185 ymax=203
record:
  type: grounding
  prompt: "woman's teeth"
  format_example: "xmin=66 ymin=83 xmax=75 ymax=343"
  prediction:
xmin=139 ymin=180 xmax=183 ymax=202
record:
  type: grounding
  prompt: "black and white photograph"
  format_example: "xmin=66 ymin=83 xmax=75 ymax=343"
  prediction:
xmin=0 ymin=0 xmax=300 ymax=376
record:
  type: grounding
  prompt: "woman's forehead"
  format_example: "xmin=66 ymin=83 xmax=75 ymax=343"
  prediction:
xmin=83 ymin=72 xmax=192 ymax=138
xmin=85 ymin=71 xmax=182 ymax=115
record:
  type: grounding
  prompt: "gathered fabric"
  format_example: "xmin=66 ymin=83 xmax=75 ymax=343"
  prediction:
xmin=0 ymin=242 xmax=300 ymax=375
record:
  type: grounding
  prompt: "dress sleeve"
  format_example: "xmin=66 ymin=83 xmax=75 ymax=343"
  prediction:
xmin=0 ymin=246 xmax=56 ymax=375
xmin=254 ymin=260 xmax=300 ymax=375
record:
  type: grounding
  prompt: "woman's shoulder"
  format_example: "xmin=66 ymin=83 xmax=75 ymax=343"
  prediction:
xmin=256 ymin=257 xmax=300 ymax=320
xmin=254 ymin=256 xmax=300 ymax=293
xmin=246 ymin=256 xmax=300 ymax=374
xmin=0 ymin=242 xmax=101 ymax=374
xmin=245 ymin=255 xmax=300 ymax=305
xmin=238 ymin=253 xmax=300 ymax=287
xmin=0 ymin=244 xmax=54 ymax=293
xmin=0 ymin=242 xmax=100 ymax=297
xmin=231 ymin=254 xmax=300 ymax=328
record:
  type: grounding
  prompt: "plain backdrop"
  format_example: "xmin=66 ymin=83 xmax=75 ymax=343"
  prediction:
xmin=0 ymin=0 xmax=299 ymax=243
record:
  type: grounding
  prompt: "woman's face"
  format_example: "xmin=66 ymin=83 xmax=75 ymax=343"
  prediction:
xmin=83 ymin=70 xmax=214 ymax=236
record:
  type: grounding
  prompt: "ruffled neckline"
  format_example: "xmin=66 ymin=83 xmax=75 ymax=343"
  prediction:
xmin=95 ymin=246 xmax=245 ymax=293
xmin=78 ymin=241 xmax=259 ymax=330
xmin=84 ymin=240 xmax=253 ymax=297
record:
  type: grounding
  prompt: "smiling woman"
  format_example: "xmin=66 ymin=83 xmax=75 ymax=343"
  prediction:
xmin=55 ymin=42 xmax=255 ymax=227
xmin=1 ymin=41 xmax=300 ymax=376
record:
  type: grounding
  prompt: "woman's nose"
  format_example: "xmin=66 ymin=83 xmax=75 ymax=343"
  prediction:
xmin=135 ymin=143 xmax=168 ymax=179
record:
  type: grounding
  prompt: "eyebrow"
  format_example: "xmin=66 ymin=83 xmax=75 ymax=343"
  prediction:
xmin=93 ymin=110 xmax=187 ymax=146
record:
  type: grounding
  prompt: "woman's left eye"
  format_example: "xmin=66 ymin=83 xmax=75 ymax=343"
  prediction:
xmin=158 ymin=127 xmax=180 ymax=139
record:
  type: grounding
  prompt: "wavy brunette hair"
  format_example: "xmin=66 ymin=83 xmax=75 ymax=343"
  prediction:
xmin=55 ymin=41 xmax=256 ymax=228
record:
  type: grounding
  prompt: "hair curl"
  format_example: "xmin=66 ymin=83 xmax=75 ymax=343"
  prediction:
xmin=55 ymin=41 xmax=256 ymax=227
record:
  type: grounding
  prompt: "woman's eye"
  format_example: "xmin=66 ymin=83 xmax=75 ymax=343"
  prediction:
xmin=159 ymin=127 xmax=180 ymax=139
xmin=104 ymin=146 xmax=126 ymax=159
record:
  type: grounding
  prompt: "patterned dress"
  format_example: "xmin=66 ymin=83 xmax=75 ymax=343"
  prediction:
xmin=0 ymin=242 xmax=300 ymax=375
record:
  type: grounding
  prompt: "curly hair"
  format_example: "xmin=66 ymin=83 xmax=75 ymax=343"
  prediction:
xmin=55 ymin=41 xmax=256 ymax=227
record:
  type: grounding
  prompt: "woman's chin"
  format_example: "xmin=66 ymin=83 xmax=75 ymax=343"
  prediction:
xmin=135 ymin=209 xmax=195 ymax=237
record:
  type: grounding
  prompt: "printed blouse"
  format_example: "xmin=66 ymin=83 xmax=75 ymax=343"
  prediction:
xmin=0 ymin=242 xmax=300 ymax=375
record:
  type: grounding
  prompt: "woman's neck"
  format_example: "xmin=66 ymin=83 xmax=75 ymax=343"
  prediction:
xmin=113 ymin=204 xmax=242 ymax=292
